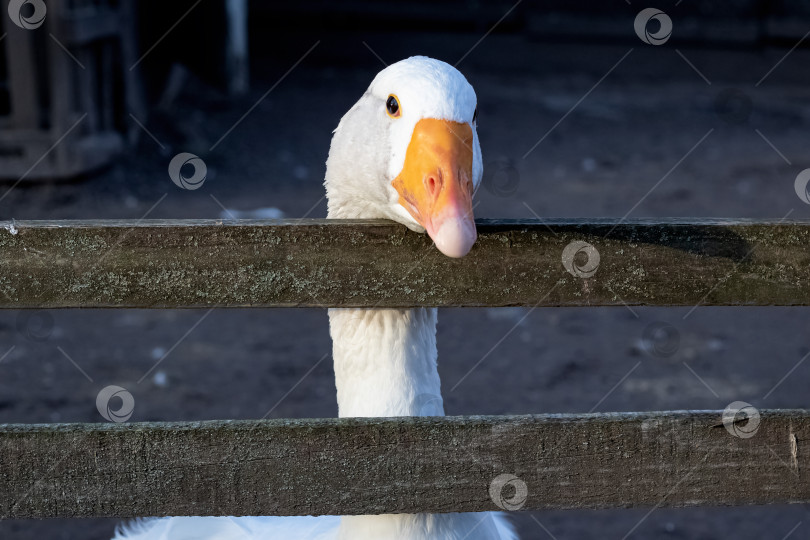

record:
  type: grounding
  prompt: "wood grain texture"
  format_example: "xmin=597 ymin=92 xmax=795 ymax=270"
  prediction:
xmin=2 ymin=218 xmax=810 ymax=308
xmin=0 ymin=410 xmax=807 ymax=518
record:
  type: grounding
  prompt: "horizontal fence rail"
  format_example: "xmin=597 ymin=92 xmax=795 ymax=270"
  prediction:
xmin=2 ymin=218 xmax=810 ymax=308
xmin=0 ymin=410 xmax=807 ymax=518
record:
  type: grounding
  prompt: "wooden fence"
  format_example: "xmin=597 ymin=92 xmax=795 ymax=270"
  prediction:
xmin=0 ymin=218 xmax=808 ymax=518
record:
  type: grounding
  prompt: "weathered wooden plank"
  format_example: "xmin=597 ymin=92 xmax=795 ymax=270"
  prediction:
xmin=0 ymin=410 xmax=807 ymax=518
xmin=1 ymin=218 xmax=810 ymax=308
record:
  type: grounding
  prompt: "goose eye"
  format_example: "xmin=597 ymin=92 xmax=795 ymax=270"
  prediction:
xmin=472 ymin=106 xmax=478 ymax=125
xmin=386 ymin=95 xmax=401 ymax=118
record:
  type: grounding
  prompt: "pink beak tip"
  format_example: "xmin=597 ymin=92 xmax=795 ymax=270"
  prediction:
xmin=430 ymin=217 xmax=477 ymax=258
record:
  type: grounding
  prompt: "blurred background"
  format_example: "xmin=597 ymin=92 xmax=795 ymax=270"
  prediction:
xmin=1 ymin=0 xmax=810 ymax=538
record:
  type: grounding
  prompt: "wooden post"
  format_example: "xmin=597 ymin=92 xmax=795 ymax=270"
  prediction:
xmin=224 ymin=0 xmax=248 ymax=96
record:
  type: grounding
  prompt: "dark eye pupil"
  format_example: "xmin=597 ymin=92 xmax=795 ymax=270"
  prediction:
xmin=386 ymin=96 xmax=399 ymax=115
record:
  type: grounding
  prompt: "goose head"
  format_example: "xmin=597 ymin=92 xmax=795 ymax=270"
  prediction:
xmin=325 ymin=56 xmax=482 ymax=258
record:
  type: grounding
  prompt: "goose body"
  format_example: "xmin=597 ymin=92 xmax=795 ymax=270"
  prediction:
xmin=113 ymin=56 xmax=517 ymax=540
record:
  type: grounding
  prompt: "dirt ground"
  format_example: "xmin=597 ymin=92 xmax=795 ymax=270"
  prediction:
xmin=1 ymin=29 xmax=809 ymax=540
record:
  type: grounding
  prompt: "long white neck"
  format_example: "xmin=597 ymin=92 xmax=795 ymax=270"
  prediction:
xmin=323 ymin=108 xmax=512 ymax=540
xmin=329 ymin=308 xmax=443 ymax=418
xmin=324 ymin=104 xmax=445 ymax=418
xmin=328 ymin=307 xmax=512 ymax=540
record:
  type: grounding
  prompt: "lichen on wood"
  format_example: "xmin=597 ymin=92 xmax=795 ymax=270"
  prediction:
xmin=0 ymin=410 xmax=807 ymax=518
xmin=2 ymin=218 xmax=810 ymax=308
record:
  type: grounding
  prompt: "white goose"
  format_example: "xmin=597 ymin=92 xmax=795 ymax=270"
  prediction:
xmin=114 ymin=56 xmax=517 ymax=540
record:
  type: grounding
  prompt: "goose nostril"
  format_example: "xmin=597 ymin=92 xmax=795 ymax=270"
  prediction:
xmin=425 ymin=174 xmax=442 ymax=199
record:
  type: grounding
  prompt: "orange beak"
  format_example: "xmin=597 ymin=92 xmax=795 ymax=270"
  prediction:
xmin=392 ymin=118 xmax=477 ymax=258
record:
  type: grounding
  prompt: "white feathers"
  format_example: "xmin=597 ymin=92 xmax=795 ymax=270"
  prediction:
xmin=324 ymin=56 xmax=483 ymax=231
xmin=338 ymin=513 xmax=516 ymax=540
xmin=368 ymin=56 xmax=478 ymax=124
xmin=370 ymin=56 xmax=482 ymax=210
xmin=113 ymin=516 xmax=341 ymax=540
xmin=113 ymin=513 xmax=516 ymax=540
xmin=329 ymin=308 xmax=441 ymax=417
